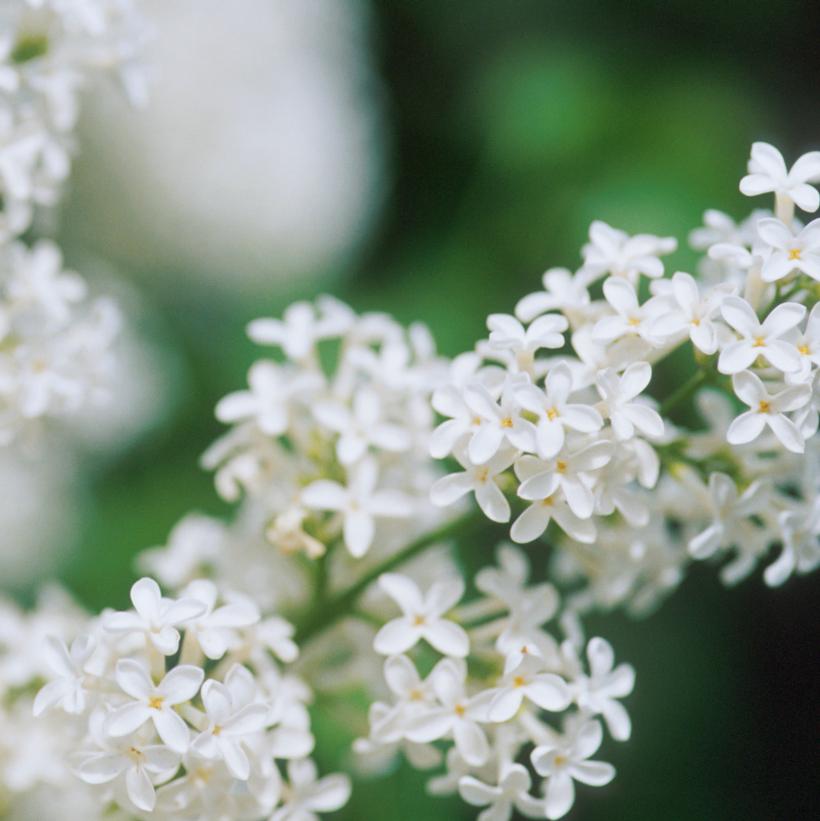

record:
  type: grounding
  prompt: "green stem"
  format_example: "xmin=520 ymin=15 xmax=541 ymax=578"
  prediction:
xmin=295 ymin=509 xmax=483 ymax=644
xmin=659 ymin=369 xmax=708 ymax=416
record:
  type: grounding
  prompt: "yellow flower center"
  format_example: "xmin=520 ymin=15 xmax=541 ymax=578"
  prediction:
xmin=148 ymin=695 xmax=164 ymax=710
xmin=798 ymin=343 xmax=810 ymax=355
xmin=454 ymin=704 xmax=466 ymax=717
xmin=758 ymin=400 xmax=770 ymax=414
xmin=627 ymin=317 xmax=641 ymax=327
xmin=752 ymin=336 xmax=766 ymax=348
xmin=788 ymin=248 xmax=802 ymax=260
xmin=476 ymin=467 xmax=489 ymax=483
xmin=546 ymin=406 xmax=559 ymax=421
xmin=500 ymin=416 xmax=514 ymax=429
xmin=554 ymin=754 xmax=568 ymax=768
xmin=556 ymin=459 xmax=568 ymax=473
xmin=512 ymin=676 xmax=526 ymax=688
xmin=412 ymin=614 xmax=426 ymax=626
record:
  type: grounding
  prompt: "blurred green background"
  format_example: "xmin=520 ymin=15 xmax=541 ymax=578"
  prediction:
xmin=8 ymin=0 xmax=820 ymax=819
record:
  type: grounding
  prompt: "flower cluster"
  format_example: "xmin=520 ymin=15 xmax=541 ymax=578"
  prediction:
xmin=0 ymin=239 xmax=122 ymax=441
xmin=0 ymin=0 xmax=148 ymax=444
xmin=429 ymin=141 xmax=819 ymax=614
xmin=355 ymin=546 xmax=633 ymax=821
xmin=0 ymin=0 xmax=146 ymax=241
xmin=204 ymin=298 xmax=450 ymax=559
xmin=22 ymin=140 xmax=818 ymax=821
xmin=30 ymin=576 xmax=350 ymax=819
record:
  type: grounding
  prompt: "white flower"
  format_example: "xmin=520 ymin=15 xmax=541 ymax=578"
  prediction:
xmin=765 ymin=499 xmax=820 ymax=587
xmin=373 ymin=573 xmax=469 ymax=658
xmin=579 ymin=220 xmax=676 ymax=283
xmin=592 ymin=277 xmax=669 ymax=345
xmin=515 ymin=267 xmax=591 ymax=323
xmin=32 ymin=634 xmax=95 ymax=716
xmin=486 ymin=312 xmax=568 ymax=371
xmin=368 ymin=654 xmax=438 ymax=743
xmin=103 ymin=577 xmax=206 ymax=656
xmin=460 ymin=379 xmax=535 ymax=464
xmin=688 ymin=472 xmax=767 ymax=559
xmin=405 ymin=658 xmax=492 ymax=766
xmin=76 ymin=726 xmax=180 ymax=813
xmin=516 ymin=440 xmax=613 ymax=519
xmin=758 ymin=217 xmax=820 ymax=283
xmin=301 ymin=458 xmax=412 ymax=557
xmin=515 ymin=362 xmax=603 ymax=458
xmin=215 ymin=360 xmax=322 ymax=436
xmin=595 ymin=362 xmax=664 ymax=441
xmin=458 ymin=763 xmax=546 ymax=821
xmin=179 ymin=580 xmax=260 ymax=661
xmin=739 ymin=142 xmax=820 ymax=213
xmin=648 ymin=271 xmax=734 ymax=354
xmin=106 ymin=661 xmax=204 ymax=753
xmin=313 ymin=387 xmax=411 ymax=465
xmin=726 ymin=371 xmax=811 ymax=453
xmin=191 ymin=666 xmax=270 ymax=780
xmin=567 ymin=638 xmax=635 ymax=741
xmin=247 ymin=298 xmax=353 ymax=362
xmin=531 ymin=719 xmax=615 ymax=820
xmin=788 ymin=302 xmax=820 ymax=383
xmin=271 ymin=758 xmax=351 ymax=821
xmin=487 ymin=655 xmax=570 ymax=721
xmin=431 ymin=446 xmax=516 ymax=523
xmin=511 ymin=485 xmax=596 ymax=545
xmin=718 ymin=297 xmax=805 ymax=374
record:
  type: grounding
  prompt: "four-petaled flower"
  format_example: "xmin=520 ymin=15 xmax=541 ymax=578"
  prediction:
xmin=726 ymin=371 xmax=811 ymax=453
xmin=106 ymin=660 xmax=204 ymax=753
xmin=373 ymin=573 xmax=469 ymax=658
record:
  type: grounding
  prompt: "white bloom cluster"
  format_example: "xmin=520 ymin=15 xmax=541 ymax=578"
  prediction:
xmin=30 ymin=576 xmax=350 ymax=820
xmin=20 ymin=140 xmax=817 ymax=821
xmin=0 ymin=0 xmax=146 ymax=240
xmin=205 ymin=298 xmax=449 ymax=559
xmin=429 ymin=141 xmax=819 ymax=611
xmin=0 ymin=239 xmax=122 ymax=439
xmin=0 ymin=0 xmax=148 ymax=444
xmin=356 ymin=546 xmax=633 ymax=821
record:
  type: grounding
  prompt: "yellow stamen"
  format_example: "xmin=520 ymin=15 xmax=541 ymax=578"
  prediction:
xmin=476 ymin=467 xmax=489 ymax=483
xmin=752 ymin=336 xmax=766 ymax=348
xmin=512 ymin=676 xmax=526 ymax=688
xmin=546 ymin=406 xmax=559 ymax=421
xmin=412 ymin=614 xmax=426 ymax=626
xmin=148 ymin=695 xmax=164 ymax=710
xmin=788 ymin=248 xmax=802 ymax=261
xmin=627 ymin=317 xmax=641 ymax=327
xmin=556 ymin=459 xmax=568 ymax=473
xmin=798 ymin=344 xmax=810 ymax=355
xmin=758 ymin=400 xmax=770 ymax=414
xmin=500 ymin=416 xmax=514 ymax=429
xmin=454 ymin=704 xmax=466 ymax=716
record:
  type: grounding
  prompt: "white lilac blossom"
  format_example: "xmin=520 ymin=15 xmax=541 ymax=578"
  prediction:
xmin=0 ymin=0 xmax=146 ymax=240
xmin=358 ymin=547 xmax=628 ymax=821
xmin=19 ymin=140 xmax=820 ymax=821
xmin=26 ymin=576 xmax=350 ymax=819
